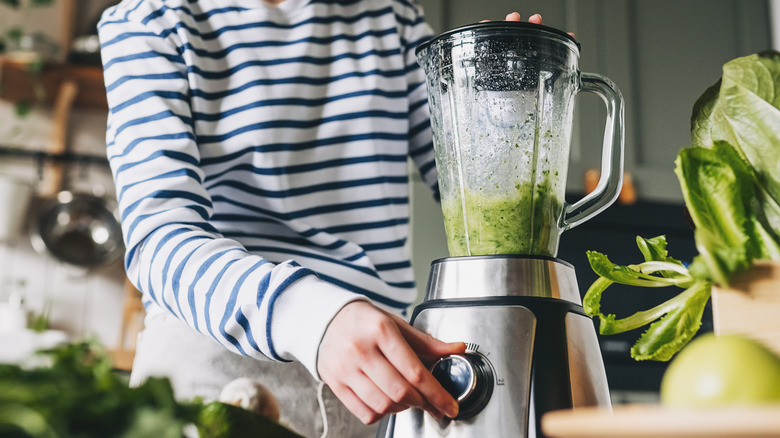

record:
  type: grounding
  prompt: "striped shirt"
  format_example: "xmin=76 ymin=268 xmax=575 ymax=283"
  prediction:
xmin=98 ymin=0 xmax=437 ymax=377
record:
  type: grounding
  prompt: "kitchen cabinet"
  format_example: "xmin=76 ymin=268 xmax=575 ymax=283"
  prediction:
xmin=416 ymin=0 xmax=772 ymax=203
xmin=0 ymin=58 xmax=107 ymax=110
xmin=570 ymin=0 xmax=771 ymax=204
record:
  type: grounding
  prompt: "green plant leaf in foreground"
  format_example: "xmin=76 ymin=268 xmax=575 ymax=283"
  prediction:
xmin=629 ymin=281 xmax=711 ymax=361
xmin=676 ymin=141 xmax=780 ymax=285
xmin=586 ymin=246 xmax=694 ymax=289
xmin=690 ymin=80 xmax=721 ymax=149
xmin=0 ymin=0 xmax=21 ymax=9
xmin=583 ymin=236 xmax=711 ymax=360
xmin=714 ymin=52 xmax=780 ymax=206
xmin=636 ymin=235 xmax=673 ymax=263
xmin=197 ymin=402 xmax=304 ymax=438
xmin=675 ymin=143 xmax=752 ymax=285
xmin=687 ymin=51 xmax=780 ymax=278
xmin=586 ymin=51 xmax=780 ymax=362
xmin=0 ymin=342 xmax=301 ymax=437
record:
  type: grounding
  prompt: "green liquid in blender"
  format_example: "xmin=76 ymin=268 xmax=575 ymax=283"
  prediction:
xmin=441 ymin=179 xmax=563 ymax=257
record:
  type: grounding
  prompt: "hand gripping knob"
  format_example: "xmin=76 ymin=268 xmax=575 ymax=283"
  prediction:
xmin=430 ymin=352 xmax=494 ymax=419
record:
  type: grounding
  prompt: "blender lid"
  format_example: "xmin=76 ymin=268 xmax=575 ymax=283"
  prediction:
xmin=416 ymin=20 xmax=580 ymax=55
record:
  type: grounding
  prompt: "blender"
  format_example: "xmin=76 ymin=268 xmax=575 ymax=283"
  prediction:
xmin=378 ymin=21 xmax=624 ymax=438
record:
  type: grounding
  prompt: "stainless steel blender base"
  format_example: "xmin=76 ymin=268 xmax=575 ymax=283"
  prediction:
xmin=377 ymin=256 xmax=611 ymax=438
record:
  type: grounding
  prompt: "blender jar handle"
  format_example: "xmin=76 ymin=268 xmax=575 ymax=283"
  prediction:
xmin=561 ymin=72 xmax=625 ymax=231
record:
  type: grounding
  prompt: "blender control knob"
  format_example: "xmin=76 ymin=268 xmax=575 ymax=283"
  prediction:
xmin=430 ymin=352 xmax=493 ymax=419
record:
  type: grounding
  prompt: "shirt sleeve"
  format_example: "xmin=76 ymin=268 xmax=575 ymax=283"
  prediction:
xmin=397 ymin=0 xmax=439 ymax=200
xmin=97 ymin=6 xmax=364 ymax=379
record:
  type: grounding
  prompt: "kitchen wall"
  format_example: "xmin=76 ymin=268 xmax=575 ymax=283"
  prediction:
xmin=773 ymin=0 xmax=780 ymax=50
xmin=0 ymin=0 xmax=125 ymax=349
xmin=0 ymin=98 xmax=126 ymax=348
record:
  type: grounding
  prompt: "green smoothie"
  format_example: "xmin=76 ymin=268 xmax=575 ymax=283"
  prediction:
xmin=441 ymin=180 xmax=563 ymax=257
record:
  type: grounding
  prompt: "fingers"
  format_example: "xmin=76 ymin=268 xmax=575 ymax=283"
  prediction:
xmin=504 ymin=12 xmax=542 ymax=23
xmin=378 ymin=315 xmax=461 ymax=417
xmin=388 ymin=312 xmax=466 ymax=364
xmin=500 ymin=13 xmax=574 ymax=38
xmin=328 ymin=380 xmax=404 ymax=425
xmin=505 ymin=11 xmax=521 ymax=21
xmin=329 ymin=353 xmax=445 ymax=424
xmin=318 ymin=302 xmax=460 ymax=424
xmin=321 ymin=344 xmax=413 ymax=424
xmin=361 ymin=345 xmax=427 ymax=408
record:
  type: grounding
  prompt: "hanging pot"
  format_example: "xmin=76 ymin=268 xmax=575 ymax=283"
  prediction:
xmin=29 ymin=80 xmax=124 ymax=268
xmin=31 ymin=189 xmax=124 ymax=267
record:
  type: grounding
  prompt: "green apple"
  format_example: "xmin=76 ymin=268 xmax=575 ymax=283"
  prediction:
xmin=660 ymin=333 xmax=780 ymax=407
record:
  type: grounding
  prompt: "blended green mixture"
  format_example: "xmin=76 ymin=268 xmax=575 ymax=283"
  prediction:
xmin=441 ymin=179 xmax=563 ymax=257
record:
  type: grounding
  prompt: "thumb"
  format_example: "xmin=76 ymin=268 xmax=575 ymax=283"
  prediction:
xmin=391 ymin=314 xmax=466 ymax=363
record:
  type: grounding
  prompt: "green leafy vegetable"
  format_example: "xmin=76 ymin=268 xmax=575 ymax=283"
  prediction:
xmin=0 ymin=342 xmax=303 ymax=437
xmin=0 ymin=342 xmax=200 ymax=437
xmin=197 ymin=401 xmax=303 ymax=438
xmin=584 ymin=50 xmax=780 ymax=361
xmin=584 ymin=236 xmax=709 ymax=360
xmin=0 ymin=0 xmax=21 ymax=8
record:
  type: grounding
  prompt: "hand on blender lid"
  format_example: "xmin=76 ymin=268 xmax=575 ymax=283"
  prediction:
xmin=484 ymin=12 xmax=575 ymax=38
xmin=503 ymin=12 xmax=543 ymax=23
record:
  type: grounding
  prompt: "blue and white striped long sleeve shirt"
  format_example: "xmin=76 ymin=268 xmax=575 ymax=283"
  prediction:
xmin=98 ymin=0 xmax=437 ymax=378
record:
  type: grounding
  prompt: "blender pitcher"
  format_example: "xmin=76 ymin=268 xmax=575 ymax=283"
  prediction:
xmin=417 ymin=22 xmax=624 ymax=257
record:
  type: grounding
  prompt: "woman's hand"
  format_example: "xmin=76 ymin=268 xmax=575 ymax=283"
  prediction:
xmin=505 ymin=12 xmax=543 ymax=23
xmin=482 ymin=12 xmax=543 ymax=23
xmin=317 ymin=301 xmax=466 ymax=424
xmin=498 ymin=12 xmax=574 ymax=37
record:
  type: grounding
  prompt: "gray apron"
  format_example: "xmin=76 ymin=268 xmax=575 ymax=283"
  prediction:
xmin=130 ymin=311 xmax=378 ymax=438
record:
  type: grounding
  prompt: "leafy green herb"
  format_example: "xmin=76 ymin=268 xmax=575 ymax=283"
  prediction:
xmin=584 ymin=236 xmax=710 ymax=360
xmin=584 ymin=51 xmax=780 ymax=361
xmin=0 ymin=342 xmax=200 ymax=437
xmin=0 ymin=342 xmax=302 ymax=437
xmin=0 ymin=0 xmax=21 ymax=9
xmin=29 ymin=299 xmax=52 ymax=333
xmin=197 ymin=401 xmax=303 ymax=438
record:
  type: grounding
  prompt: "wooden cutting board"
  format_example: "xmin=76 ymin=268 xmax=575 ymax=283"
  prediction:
xmin=542 ymin=404 xmax=780 ymax=438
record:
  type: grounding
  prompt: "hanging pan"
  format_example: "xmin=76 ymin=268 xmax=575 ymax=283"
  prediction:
xmin=29 ymin=80 xmax=124 ymax=268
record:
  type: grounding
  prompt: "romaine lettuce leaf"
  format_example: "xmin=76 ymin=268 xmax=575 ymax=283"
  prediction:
xmin=690 ymin=51 xmax=780 ymax=250
xmin=690 ymin=80 xmax=721 ymax=148
xmin=630 ymin=280 xmax=711 ymax=361
xmin=674 ymin=142 xmax=754 ymax=284
xmin=583 ymin=236 xmax=708 ymax=359
xmin=584 ymin=50 xmax=780 ymax=362
xmin=716 ymin=51 xmax=780 ymax=201
xmin=676 ymin=140 xmax=780 ymax=285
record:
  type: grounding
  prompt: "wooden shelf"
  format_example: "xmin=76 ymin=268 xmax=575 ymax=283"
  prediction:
xmin=0 ymin=58 xmax=107 ymax=110
xmin=543 ymin=405 xmax=780 ymax=438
